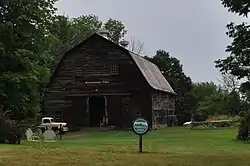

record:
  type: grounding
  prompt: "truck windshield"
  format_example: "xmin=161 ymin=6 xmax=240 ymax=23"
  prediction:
xmin=50 ymin=118 xmax=54 ymax=122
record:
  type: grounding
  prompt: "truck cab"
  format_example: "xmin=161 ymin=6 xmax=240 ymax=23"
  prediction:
xmin=40 ymin=117 xmax=68 ymax=134
xmin=41 ymin=117 xmax=56 ymax=124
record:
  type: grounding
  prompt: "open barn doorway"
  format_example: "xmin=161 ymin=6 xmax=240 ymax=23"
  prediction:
xmin=89 ymin=96 xmax=106 ymax=127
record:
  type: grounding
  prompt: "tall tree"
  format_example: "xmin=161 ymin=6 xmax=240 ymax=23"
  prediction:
xmin=45 ymin=14 xmax=103 ymax=69
xmin=71 ymin=15 xmax=102 ymax=38
xmin=221 ymin=0 xmax=250 ymax=17
xmin=46 ymin=15 xmax=128 ymax=69
xmin=215 ymin=22 xmax=250 ymax=81
xmin=218 ymin=73 xmax=240 ymax=92
xmin=0 ymin=0 xmax=57 ymax=121
xmin=218 ymin=0 xmax=250 ymax=139
xmin=104 ymin=18 xmax=127 ymax=44
xmin=215 ymin=0 xmax=250 ymax=101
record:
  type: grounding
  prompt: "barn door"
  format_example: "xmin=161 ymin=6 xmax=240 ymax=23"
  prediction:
xmin=70 ymin=96 xmax=88 ymax=127
xmin=107 ymin=96 xmax=122 ymax=128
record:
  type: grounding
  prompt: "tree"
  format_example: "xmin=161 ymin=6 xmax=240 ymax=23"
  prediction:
xmin=191 ymin=81 xmax=243 ymax=120
xmin=215 ymin=22 xmax=250 ymax=81
xmin=218 ymin=73 xmax=240 ymax=92
xmin=221 ymin=0 xmax=250 ymax=17
xmin=129 ymin=36 xmax=144 ymax=54
xmin=215 ymin=1 xmax=250 ymax=101
xmin=0 ymin=0 xmax=57 ymax=122
xmin=218 ymin=74 xmax=243 ymax=116
xmin=192 ymin=82 xmax=219 ymax=101
xmin=70 ymin=17 xmax=127 ymax=46
xmin=104 ymin=18 xmax=127 ymax=44
xmin=218 ymin=1 xmax=250 ymax=139
xmin=46 ymin=15 xmax=128 ymax=69
xmin=192 ymin=82 xmax=221 ymax=120
xmin=225 ymin=90 xmax=243 ymax=115
xmin=45 ymin=14 xmax=103 ymax=69
xmin=145 ymin=50 xmax=194 ymax=124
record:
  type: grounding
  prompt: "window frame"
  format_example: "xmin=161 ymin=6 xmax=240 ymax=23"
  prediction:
xmin=110 ymin=64 xmax=119 ymax=75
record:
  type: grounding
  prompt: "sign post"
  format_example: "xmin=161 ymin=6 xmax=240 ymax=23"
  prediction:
xmin=132 ymin=118 xmax=149 ymax=153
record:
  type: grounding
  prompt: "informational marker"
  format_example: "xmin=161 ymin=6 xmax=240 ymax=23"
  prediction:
xmin=132 ymin=118 xmax=149 ymax=153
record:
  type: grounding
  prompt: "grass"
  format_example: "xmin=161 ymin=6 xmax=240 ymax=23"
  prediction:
xmin=1 ymin=127 xmax=250 ymax=166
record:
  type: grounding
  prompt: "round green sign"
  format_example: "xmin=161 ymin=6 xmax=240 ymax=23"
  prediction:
xmin=133 ymin=118 xmax=149 ymax=135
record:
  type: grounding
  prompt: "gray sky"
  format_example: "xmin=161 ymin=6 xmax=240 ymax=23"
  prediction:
xmin=55 ymin=0 xmax=249 ymax=83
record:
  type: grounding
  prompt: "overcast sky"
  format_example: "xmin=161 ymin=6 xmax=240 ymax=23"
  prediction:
xmin=55 ymin=0 xmax=249 ymax=83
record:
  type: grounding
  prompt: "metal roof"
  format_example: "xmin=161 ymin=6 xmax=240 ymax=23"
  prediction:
xmin=129 ymin=51 xmax=175 ymax=94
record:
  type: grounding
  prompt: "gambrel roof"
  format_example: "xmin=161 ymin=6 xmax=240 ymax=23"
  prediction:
xmin=48 ymin=33 xmax=176 ymax=94
xmin=129 ymin=51 xmax=175 ymax=94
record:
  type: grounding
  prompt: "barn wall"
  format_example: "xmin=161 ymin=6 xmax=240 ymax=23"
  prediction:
xmin=120 ymin=92 xmax=152 ymax=129
xmin=151 ymin=91 xmax=175 ymax=129
xmin=44 ymin=34 xmax=151 ymax=128
xmin=64 ymin=96 xmax=89 ymax=128
xmin=107 ymin=92 xmax=151 ymax=129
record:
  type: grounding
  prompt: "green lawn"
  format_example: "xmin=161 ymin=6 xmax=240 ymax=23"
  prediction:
xmin=1 ymin=127 xmax=250 ymax=166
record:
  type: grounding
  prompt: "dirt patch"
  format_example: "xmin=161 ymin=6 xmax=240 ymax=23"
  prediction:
xmin=0 ymin=149 xmax=16 ymax=159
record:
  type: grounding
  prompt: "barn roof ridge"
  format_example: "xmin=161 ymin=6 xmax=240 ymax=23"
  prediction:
xmin=47 ymin=32 xmax=176 ymax=94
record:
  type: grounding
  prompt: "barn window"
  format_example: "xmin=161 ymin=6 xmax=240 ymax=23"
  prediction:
xmin=75 ymin=67 xmax=84 ymax=77
xmin=110 ymin=64 xmax=119 ymax=75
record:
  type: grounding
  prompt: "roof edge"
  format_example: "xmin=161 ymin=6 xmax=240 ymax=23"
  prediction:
xmin=128 ymin=51 xmax=176 ymax=95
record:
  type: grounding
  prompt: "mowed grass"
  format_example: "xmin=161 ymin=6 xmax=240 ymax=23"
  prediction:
xmin=1 ymin=127 xmax=250 ymax=166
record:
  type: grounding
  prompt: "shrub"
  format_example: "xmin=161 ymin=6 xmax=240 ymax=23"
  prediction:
xmin=19 ymin=117 xmax=40 ymax=134
xmin=0 ymin=116 xmax=21 ymax=144
xmin=193 ymin=113 xmax=207 ymax=122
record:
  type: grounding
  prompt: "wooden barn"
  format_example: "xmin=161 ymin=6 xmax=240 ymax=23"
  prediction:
xmin=44 ymin=33 xmax=176 ymax=130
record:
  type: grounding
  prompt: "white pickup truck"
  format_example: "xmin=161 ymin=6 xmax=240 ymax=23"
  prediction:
xmin=39 ymin=117 xmax=68 ymax=134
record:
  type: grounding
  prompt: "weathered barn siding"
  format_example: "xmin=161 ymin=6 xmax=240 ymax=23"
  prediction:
xmin=106 ymin=92 xmax=152 ymax=129
xmin=44 ymin=35 xmax=152 ymax=129
xmin=124 ymin=92 xmax=152 ymax=128
xmin=151 ymin=91 xmax=175 ymax=129
xmin=50 ymin=35 xmax=148 ymax=93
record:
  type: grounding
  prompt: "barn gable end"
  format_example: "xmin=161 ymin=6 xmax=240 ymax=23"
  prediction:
xmin=48 ymin=33 xmax=175 ymax=95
